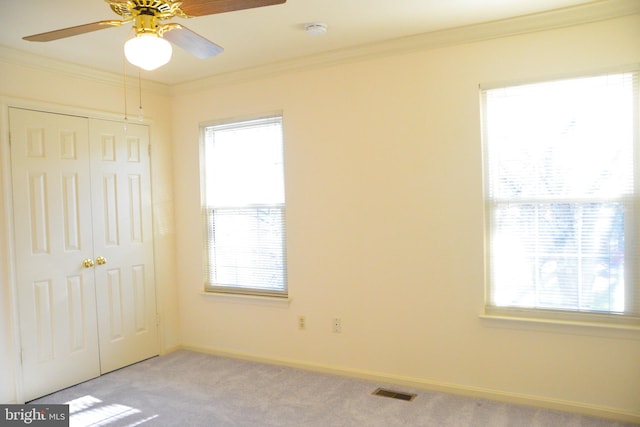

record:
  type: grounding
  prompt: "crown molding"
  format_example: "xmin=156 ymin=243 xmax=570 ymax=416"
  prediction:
xmin=171 ymin=0 xmax=640 ymax=95
xmin=0 ymin=45 xmax=171 ymax=96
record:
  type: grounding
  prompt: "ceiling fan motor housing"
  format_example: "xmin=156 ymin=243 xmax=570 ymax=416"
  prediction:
xmin=109 ymin=0 xmax=188 ymax=21
xmin=134 ymin=13 xmax=160 ymax=35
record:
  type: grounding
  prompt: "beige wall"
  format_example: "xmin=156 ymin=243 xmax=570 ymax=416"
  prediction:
xmin=171 ymin=14 xmax=640 ymax=420
xmin=0 ymin=60 xmax=179 ymax=403
xmin=0 ymin=11 xmax=638 ymax=422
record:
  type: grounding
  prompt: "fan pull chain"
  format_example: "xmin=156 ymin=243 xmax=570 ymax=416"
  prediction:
xmin=138 ymin=68 xmax=144 ymax=121
xmin=123 ymin=53 xmax=129 ymax=132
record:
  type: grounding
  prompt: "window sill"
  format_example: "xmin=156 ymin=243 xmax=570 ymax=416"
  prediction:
xmin=200 ymin=292 xmax=291 ymax=307
xmin=479 ymin=312 xmax=640 ymax=339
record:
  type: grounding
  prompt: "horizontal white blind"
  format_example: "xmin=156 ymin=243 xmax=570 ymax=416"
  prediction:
xmin=202 ymin=116 xmax=287 ymax=296
xmin=482 ymin=71 xmax=639 ymax=321
xmin=206 ymin=206 xmax=286 ymax=295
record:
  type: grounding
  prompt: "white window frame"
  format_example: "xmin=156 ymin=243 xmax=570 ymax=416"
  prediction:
xmin=200 ymin=115 xmax=288 ymax=298
xmin=481 ymin=69 xmax=640 ymax=326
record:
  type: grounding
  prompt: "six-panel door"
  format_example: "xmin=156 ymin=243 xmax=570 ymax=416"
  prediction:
xmin=89 ymin=118 xmax=158 ymax=374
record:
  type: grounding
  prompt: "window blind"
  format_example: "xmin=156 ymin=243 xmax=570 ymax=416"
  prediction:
xmin=482 ymin=71 xmax=639 ymax=322
xmin=205 ymin=206 xmax=286 ymax=295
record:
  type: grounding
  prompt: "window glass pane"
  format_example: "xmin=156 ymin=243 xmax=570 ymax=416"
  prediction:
xmin=205 ymin=120 xmax=284 ymax=206
xmin=486 ymin=74 xmax=634 ymax=200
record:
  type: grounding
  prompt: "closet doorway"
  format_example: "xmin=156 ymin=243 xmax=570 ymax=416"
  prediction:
xmin=9 ymin=108 xmax=158 ymax=401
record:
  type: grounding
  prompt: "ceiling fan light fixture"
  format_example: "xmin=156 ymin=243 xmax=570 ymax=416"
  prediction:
xmin=124 ymin=33 xmax=172 ymax=71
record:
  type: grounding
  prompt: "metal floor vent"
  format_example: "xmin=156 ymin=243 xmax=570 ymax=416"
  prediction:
xmin=372 ymin=387 xmax=416 ymax=401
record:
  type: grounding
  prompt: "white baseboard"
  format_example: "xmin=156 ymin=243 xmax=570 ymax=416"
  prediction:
xmin=159 ymin=344 xmax=182 ymax=356
xmin=177 ymin=344 xmax=640 ymax=424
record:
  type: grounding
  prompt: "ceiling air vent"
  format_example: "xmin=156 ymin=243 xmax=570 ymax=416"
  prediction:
xmin=372 ymin=387 xmax=416 ymax=401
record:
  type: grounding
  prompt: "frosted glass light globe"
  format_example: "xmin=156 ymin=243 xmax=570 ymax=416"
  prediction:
xmin=124 ymin=34 xmax=172 ymax=71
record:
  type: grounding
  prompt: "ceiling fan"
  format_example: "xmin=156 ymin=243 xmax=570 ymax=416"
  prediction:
xmin=23 ymin=0 xmax=287 ymax=70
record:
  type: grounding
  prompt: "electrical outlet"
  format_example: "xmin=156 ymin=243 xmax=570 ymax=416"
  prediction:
xmin=332 ymin=318 xmax=342 ymax=333
xmin=298 ymin=315 xmax=306 ymax=330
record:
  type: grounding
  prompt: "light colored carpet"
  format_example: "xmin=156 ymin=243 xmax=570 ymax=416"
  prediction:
xmin=31 ymin=350 xmax=637 ymax=427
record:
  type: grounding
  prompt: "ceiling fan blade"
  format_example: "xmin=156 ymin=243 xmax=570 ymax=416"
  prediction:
xmin=163 ymin=25 xmax=223 ymax=59
xmin=23 ymin=20 xmax=124 ymax=42
xmin=179 ymin=0 xmax=286 ymax=17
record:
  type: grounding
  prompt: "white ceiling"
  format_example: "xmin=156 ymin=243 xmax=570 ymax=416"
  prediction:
xmin=0 ymin=0 xmax=627 ymax=85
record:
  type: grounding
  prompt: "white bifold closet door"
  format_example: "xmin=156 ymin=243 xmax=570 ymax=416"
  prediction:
xmin=9 ymin=108 xmax=158 ymax=401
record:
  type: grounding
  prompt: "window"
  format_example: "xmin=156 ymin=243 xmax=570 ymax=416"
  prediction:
xmin=201 ymin=116 xmax=287 ymax=297
xmin=482 ymin=71 xmax=639 ymax=324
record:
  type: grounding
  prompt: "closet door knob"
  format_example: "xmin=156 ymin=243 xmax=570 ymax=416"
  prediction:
xmin=83 ymin=258 xmax=95 ymax=268
xmin=96 ymin=256 xmax=107 ymax=265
